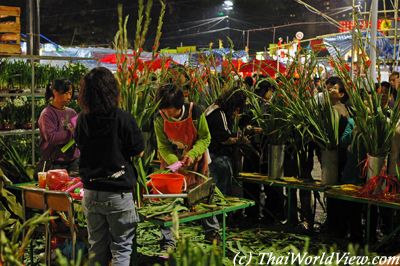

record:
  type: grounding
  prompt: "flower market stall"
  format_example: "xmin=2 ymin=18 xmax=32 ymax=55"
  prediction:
xmin=2 ymin=1 xmax=400 ymax=266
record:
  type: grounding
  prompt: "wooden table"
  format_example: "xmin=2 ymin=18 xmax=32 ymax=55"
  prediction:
xmin=326 ymin=187 xmax=400 ymax=247
xmin=238 ymin=172 xmax=327 ymax=224
xmin=8 ymin=182 xmax=254 ymax=258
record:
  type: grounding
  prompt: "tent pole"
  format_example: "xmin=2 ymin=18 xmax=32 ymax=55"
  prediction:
xmin=369 ymin=0 xmax=378 ymax=82
xmin=351 ymin=0 xmax=356 ymax=80
xmin=394 ymin=0 xmax=399 ymax=69
xmin=246 ymin=30 xmax=250 ymax=52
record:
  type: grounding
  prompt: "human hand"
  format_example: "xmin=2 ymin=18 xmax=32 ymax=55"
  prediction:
xmin=395 ymin=78 xmax=400 ymax=90
xmin=181 ymin=155 xmax=194 ymax=166
xmin=65 ymin=123 xmax=75 ymax=134
xmin=237 ymin=135 xmax=250 ymax=145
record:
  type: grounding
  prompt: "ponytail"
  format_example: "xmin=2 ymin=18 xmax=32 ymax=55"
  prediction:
xmin=44 ymin=82 xmax=54 ymax=102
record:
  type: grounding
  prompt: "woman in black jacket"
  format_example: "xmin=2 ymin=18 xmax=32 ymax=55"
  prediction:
xmin=75 ymin=67 xmax=144 ymax=266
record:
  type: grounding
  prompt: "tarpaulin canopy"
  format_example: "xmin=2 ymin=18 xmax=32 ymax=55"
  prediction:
xmin=323 ymin=30 xmax=397 ymax=60
xmin=222 ymin=59 xmax=242 ymax=70
xmin=144 ymin=57 xmax=174 ymax=70
xmin=99 ymin=54 xmax=175 ymax=71
xmin=239 ymin=59 xmax=286 ymax=77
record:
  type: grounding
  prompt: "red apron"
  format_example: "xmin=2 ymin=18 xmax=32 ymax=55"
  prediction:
xmin=159 ymin=102 xmax=208 ymax=188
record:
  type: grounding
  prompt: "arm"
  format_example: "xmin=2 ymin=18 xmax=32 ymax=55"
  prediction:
xmin=154 ymin=116 xmax=179 ymax=165
xmin=339 ymin=117 xmax=354 ymax=148
xmin=39 ymin=110 xmax=73 ymax=145
xmin=186 ymin=113 xmax=211 ymax=160
xmin=124 ymin=115 xmax=145 ymax=157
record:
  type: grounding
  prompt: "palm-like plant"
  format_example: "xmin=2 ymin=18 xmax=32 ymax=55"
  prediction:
xmin=271 ymin=52 xmax=339 ymax=150
xmin=247 ymin=82 xmax=292 ymax=146
xmin=114 ymin=1 xmax=166 ymax=200
xmin=331 ymin=54 xmax=400 ymax=157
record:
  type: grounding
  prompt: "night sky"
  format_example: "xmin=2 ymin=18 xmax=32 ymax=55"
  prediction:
xmin=1 ymin=0 xmax=393 ymax=53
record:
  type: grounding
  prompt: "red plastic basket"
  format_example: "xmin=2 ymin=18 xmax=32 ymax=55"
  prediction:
xmin=149 ymin=173 xmax=187 ymax=194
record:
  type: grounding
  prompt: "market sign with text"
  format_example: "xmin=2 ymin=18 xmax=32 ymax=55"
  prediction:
xmin=339 ymin=19 xmax=393 ymax=33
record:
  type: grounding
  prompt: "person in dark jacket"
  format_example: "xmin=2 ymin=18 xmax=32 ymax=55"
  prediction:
xmin=75 ymin=67 xmax=144 ymax=266
xmin=205 ymin=88 xmax=247 ymax=195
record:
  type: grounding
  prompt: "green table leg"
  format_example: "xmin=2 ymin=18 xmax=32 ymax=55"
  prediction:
xmin=223 ymin=211 xmax=226 ymax=258
xmin=367 ymin=203 xmax=371 ymax=244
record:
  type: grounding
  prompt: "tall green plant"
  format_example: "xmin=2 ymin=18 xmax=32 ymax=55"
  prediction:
xmin=0 ymin=209 xmax=52 ymax=266
xmin=331 ymin=54 xmax=400 ymax=157
xmin=165 ymin=211 xmax=223 ymax=266
xmin=270 ymin=52 xmax=339 ymax=150
xmin=0 ymin=137 xmax=32 ymax=183
xmin=114 ymin=2 xmax=166 ymax=200
xmin=247 ymin=85 xmax=292 ymax=145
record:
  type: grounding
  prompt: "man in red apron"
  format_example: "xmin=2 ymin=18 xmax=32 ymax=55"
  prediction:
xmin=154 ymin=84 xmax=220 ymax=252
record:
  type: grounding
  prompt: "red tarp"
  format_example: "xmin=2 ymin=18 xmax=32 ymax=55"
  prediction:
xmin=222 ymin=59 xmax=241 ymax=70
xmin=310 ymin=39 xmax=327 ymax=52
xmin=99 ymin=54 xmax=174 ymax=71
xmin=239 ymin=59 xmax=286 ymax=77
xmin=99 ymin=53 xmax=135 ymax=64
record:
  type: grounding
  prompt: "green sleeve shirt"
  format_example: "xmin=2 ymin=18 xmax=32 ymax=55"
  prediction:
xmin=154 ymin=105 xmax=211 ymax=165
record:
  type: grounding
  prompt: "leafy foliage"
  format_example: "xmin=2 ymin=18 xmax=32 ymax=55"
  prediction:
xmin=113 ymin=1 xmax=166 ymax=200
xmin=331 ymin=54 xmax=400 ymax=157
xmin=0 ymin=59 xmax=88 ymax=90
xmin=0 ymin=137 xmax=32 ymax=183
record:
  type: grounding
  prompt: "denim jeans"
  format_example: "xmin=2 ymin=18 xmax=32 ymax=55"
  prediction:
xmin=83 ymin=189 xmax=139 ymax=266
xmin=209 ymin=154 xmax=233 ymax=195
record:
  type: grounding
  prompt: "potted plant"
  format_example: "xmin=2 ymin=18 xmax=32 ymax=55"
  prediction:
xmin=247 ymin=86 xmax=290 ymax=179
xmin=272 ymin=52 xmax=340 ymax=184
xmin=331 ymin=54 xmax=400 ymax=179
xmin=114 ymin=2 xmax=166 ymax=201
xmin=1 ymin=99 xmax=16 ymax=130
xmin=12 ymin=96 xmax=32 ymax=129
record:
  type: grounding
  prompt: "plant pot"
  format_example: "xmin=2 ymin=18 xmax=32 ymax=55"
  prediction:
xmin=22 ymin=122 xmax=33 ymax=130
xmin=367 ymin=154 xmax=387 ymax=180
xmin=268 ymin=144 xmax=285 ymax=179
xmin=2 ymin=122 xmax=15 ymax=131
xmin=321 ymin=149 xmax=338 ymax=185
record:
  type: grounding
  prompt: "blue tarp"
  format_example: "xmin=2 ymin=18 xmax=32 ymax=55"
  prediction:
xmin=323 ymin=30 xmax=399 ymax=60
xmin=21 ymin=42 xmax=248 ymax=72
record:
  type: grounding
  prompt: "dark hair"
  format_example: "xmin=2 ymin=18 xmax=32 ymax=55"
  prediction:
xmin=244 ymin=76 xmax=254 ymax=88
xmin=156 ymin=83 xmax=184 ymax=109
xmin=381 ymin=81 xmax=390 ymax=89
xmin=380 ymin=81 xmax=391 ymax=94
xmin=216 ymin=89 xmax=247 ymax=116
xmin=390 ymin=71 xmax=399 ymax=79
xmin=79 ymin=67 xmax=119 ymax=114
xmin=325 ymin=76 xmax=348 ymax=103
xmin=45 ymin=79 xmax=74 ymax=102
xmin=255 ymin=78 xmax=274 ymax=98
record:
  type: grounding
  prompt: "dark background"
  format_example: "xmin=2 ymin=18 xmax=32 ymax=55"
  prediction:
xmin=1 ymin=0 xmax=392 ymax=53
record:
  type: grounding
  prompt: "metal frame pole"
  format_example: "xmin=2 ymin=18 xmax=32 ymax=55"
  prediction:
xmin=369 ymin=0 xmax=378 ymax=82
xmin=394 ymin=0 xmax=399 ymax=68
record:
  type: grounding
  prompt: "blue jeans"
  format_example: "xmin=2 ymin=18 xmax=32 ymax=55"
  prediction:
xmin=209 ymin=154 xmax=233 ymax=195
xmin=83 ymin=189 xmax=139 ymax=266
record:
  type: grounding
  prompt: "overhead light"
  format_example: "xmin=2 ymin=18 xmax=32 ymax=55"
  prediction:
xmin=224 ymin=1 xmax=233 ymax=7
xmin=223 ymin=0 xmax=233 ymax=11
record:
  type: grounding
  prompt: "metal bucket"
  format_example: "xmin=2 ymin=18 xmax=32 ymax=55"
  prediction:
xmin=321 ymin=149 xmax=338 ymax=185
xmin=367 ymin=154 xmax=387 ymax=180
xmin=268 ymin=144 xmax=285 ymax=179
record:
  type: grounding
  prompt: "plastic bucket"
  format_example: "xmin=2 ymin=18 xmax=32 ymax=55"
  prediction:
xmin=149 ymin=173 xmax=187 ymax=194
